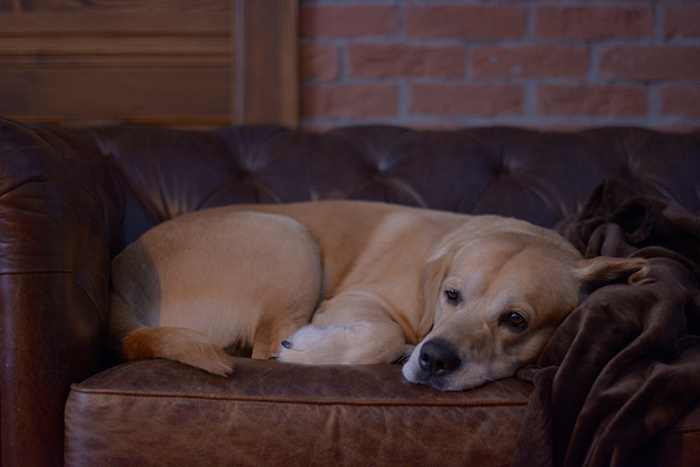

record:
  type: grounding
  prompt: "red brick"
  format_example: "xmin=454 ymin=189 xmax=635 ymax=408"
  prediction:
xmin=301 ymin=84 xmax=397 ymax=119
xmin=536 ymin=6 xmax=652 ymax=40
xmin=537 ymin=85 xmax=648 ymax=117
xmin=410 ymin=84 xmax=523 ymax=117
xmin=348 ymin=44 xmax=464 ymax=79
xmin=473 ymin=45 xmax=588 ymax=79
xmin=664 ymin=6 xmax=700 ymax=39
xmin=300 ymin=44 xmax=339 ymax=81
xmin=600 ymin=46 xmax=700 ymax=80
xmin=661 ymin=85 xmax=700 ymax=117
xmin=405 ymin=5 xmax=525 ymax=40
xmin=300 ymin=6 xmax=397 ymax=38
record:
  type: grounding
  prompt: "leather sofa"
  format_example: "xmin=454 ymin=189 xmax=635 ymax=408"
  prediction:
xmin=1 ymin=117 xmax=698 ymax=466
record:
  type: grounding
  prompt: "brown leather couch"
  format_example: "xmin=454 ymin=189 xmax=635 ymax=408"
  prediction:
xmin=1 ymin=117 xmax=699 ymax=466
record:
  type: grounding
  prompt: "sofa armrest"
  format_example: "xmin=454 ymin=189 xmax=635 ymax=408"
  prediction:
xmin=0 ymin=119 xmax=119 ymax=466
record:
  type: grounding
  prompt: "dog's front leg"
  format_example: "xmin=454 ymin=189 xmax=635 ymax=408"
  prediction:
xmin=275 ymin=291 xmax=405 ymax=365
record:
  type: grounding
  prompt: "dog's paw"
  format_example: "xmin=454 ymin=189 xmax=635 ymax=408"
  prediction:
xmin=273 ymin=322 xmax=405 ymax=365
xmin=274 ymin=325 xmax=334 ymax=364
xmin=267 ymin=341 xmax=291 ymax=360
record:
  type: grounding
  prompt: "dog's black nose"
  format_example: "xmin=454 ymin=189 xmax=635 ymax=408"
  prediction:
xmin=419 ymin=340 xmax=461 ymax=376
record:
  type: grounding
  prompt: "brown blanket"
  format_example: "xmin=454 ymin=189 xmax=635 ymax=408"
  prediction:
xmin=513 ymin=179 xmax=700 ymax=467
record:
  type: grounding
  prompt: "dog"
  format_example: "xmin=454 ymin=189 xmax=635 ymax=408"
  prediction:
xmin=108 ymin=200 xmax=651 ymax=391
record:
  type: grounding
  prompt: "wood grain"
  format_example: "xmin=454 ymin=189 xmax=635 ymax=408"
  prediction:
xmin=1 ymin=60 xmax=231 ymax=126
xmin=0 ymin=0 xmax=298 ymax=128
xmin=236 ymin=0 xmax=299 ymax=128
xmin=0 ymin=10 xmax=229 ymax=35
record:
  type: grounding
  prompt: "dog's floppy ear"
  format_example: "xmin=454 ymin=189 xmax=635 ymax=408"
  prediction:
xmin=574 ymin=256 xmax=653 ymax=291
xmin=418 ymin=252 xmax=451 ymax=338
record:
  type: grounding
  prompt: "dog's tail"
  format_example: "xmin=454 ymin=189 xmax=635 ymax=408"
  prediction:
xmin=109 ymin=293 xmax=233 ymax=376
xmin=121 ymin=326 xmax=233 ymax=376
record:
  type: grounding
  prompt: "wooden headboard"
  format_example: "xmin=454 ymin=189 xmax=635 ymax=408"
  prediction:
xmin=0 ymin=0 xmax=298 ymax=129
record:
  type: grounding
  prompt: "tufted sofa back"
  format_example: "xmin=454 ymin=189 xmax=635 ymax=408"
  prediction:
xmin=1 ymin=117 xmax=700 ymax=466
xmin=81 ymin=125 xmax=700 ymax=252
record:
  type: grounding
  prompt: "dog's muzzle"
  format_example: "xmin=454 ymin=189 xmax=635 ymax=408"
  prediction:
xmin=418 ymin=339 xmax=462 ymax=376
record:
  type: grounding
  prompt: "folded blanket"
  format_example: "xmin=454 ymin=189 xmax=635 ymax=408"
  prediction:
xmin=513 ymin=179 xmax=700 ymax=467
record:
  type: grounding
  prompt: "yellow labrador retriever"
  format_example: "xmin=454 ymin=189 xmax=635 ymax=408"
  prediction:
xmin=109 ymin=200 xmax=650 ymax=391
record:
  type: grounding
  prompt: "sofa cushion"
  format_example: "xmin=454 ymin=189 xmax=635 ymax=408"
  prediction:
xmin=65 ymin=359 xmax=531 ymax=467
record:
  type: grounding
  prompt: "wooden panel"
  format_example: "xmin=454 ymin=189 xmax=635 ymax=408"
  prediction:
xmin=0 ymin=37 xmax=230 ymax=55
xmin=0 ymin=0 xmax=298 ymax=128
xmin=0 ymin=10 xmax=230 ymax=35
xmin=0 ymin=58 xmax=231 ymax=126
xmin=236 ymin=0 xmax=299 ymax=128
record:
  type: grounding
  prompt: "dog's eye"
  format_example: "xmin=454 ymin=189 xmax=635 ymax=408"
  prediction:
xmin=504 ymin=312 xmax=528 ymax=330
xmin=444 ymin=289 xmax=460 ymax=305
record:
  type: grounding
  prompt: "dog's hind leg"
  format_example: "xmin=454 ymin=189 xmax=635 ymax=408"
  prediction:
xmin=109 ymin=211 xmax=324 ymax=375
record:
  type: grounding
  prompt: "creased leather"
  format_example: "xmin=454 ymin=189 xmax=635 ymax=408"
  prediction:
xmin=66 ymin=359 xmax=530 ymax=467
xmin=1 ymin=117 xmax=700 ymax=466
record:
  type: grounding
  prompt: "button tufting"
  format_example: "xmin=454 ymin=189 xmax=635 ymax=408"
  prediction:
xmin=74 ymin=125 xmax=700 ymax=238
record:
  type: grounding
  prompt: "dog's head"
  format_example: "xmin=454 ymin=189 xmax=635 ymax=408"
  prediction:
xmin=402 ymin=222 xmax=650 ymax=391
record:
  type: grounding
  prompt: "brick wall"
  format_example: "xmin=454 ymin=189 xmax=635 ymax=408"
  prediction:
xmin=299 ymin=0 xmax=700 ymax=132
